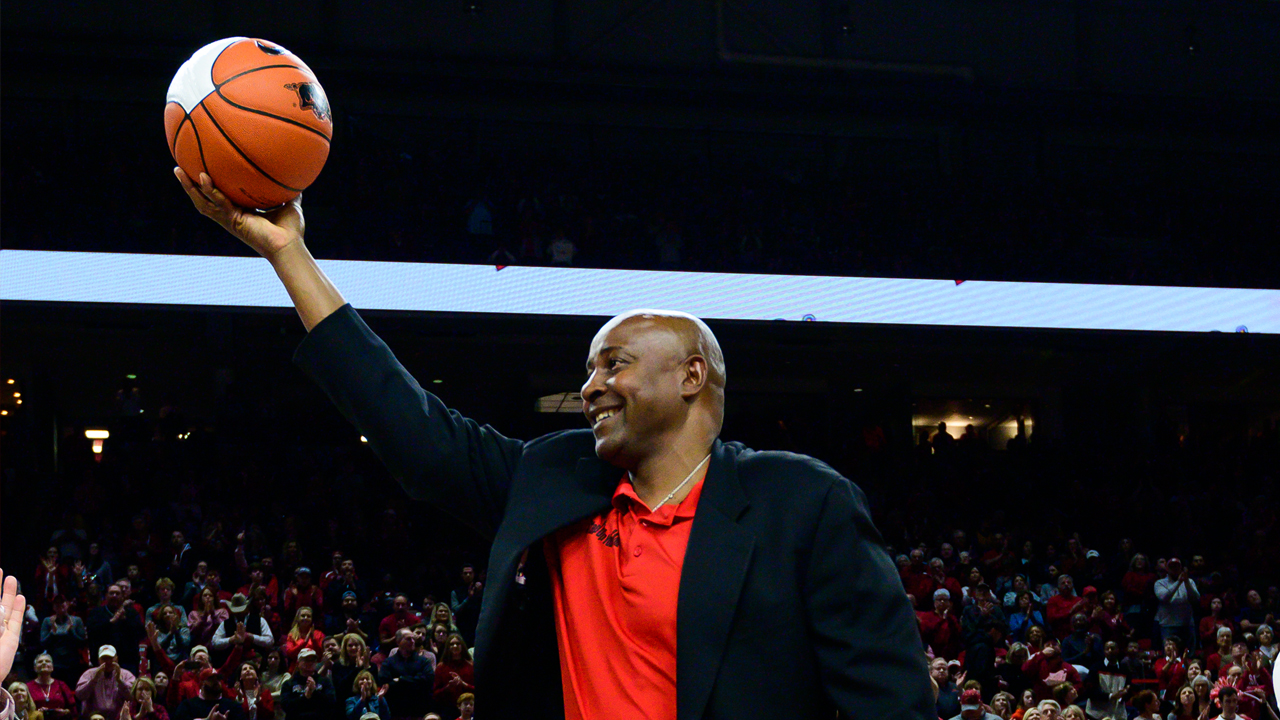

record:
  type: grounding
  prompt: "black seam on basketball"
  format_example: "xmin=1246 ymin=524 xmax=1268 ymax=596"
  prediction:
xmin=168 ymin=103 xmax=188 ymax=156
xmin=190 ymin=108 xmax=209 ymax=178
xmin=214 ymin=64 xmax=306 ymax=89
xmin=214 ymin=87 xmax=332 ymax=143
xmin=198 ymin=99 xmax=303 ymax=193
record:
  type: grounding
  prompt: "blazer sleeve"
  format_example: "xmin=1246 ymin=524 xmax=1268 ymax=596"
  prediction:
xmin=802 ymin=476 xmax=935 ymax=719
xmin=293 ymin=304 xmax=523 ymax=540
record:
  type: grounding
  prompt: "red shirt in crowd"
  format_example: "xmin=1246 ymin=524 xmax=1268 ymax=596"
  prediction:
xmin=1021 ymin=651 xmax=1083 ymax=701
xmin=432 ymin=659 xmax=476 ymax=710
xmin=544 ymin=472 xmax=706 ymax=720
xmin=916 ymin=610 xmax=963 ymax=660
xmin=1046 ymin=594 xmax=1086 ymax=639
xmin=378 ymin=611 xmax=422 ymax=642
xmin=901 ymin=567 xmax=933 ymax=608
xmin=1154 ymin=656 xmax=1187 ymax=693
xmin=27 ymin=678 xmax=77 ymax=717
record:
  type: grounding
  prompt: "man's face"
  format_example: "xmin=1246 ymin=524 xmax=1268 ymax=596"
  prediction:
xmin=1247 ymin=590 xmax=1262 ymax=608
xmin=343 ymin=596 xmax=358 ymax=612
xmin=100 ymin=653 xmax=116 ymax=669
xmin=910 ymin=549 xmax=924 ymax=566
xmin=394 ymin=596 xmax=409 ymax=614
xmin=929 ymin=559 xmax=944 ymax=575
xmin=1104 ymin=641 xmax=1119 ymax=659
xmin=1221 ymin=694 xmax=1238 ymax=715
xmin=195 ymin=562 xmax=208 ymax=578
xmin=332 ymin=552 xmax=343 ymax=569
xmin=1058 ymin=575 xmax=1073 ymax=595
xmin=298 ymin=658 xmax=317 ymax=677
xmin=250 ymin=569 xmax=263 ymax=583
xmin=193 ymin=651 xmax=210 ymax=666
xmin=962 ymin=709 xmax=983 ymax=720
xmin=172 ymin=531 xmax=184 ymax=548
xmin=106 ymin=585 xmax=123 ymax=607
xmin=581 ymin=315 xmax=702 ymax=465
xmin=341 ymin=560 xmax=354 ymax=576
xmin=933 ymin=595 xmax=951 ymax=614
xmin=128 ymin=566 xmax=141 ymax=581
xmin=1126 ymin=642 xmax=1141 ymax=657
xmin=398 ymin=632 xmax=415 ymax=654
xmin=262 ymin=557 xmax=274 ymax=573
xmin=158 ymin=585 xmax=172 ymax=601
xmin=461 ymin=567 xmax=475 ymax=585
xmin=202 ymin=677 xmax=221 ymax=697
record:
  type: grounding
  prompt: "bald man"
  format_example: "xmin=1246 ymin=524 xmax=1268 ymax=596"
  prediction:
xmin=177 ymin=171 xmax=932 ymax=719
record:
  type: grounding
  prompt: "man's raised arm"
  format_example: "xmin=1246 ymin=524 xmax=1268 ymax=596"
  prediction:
xmin=175 ymin=168 xmax=343 ymax=331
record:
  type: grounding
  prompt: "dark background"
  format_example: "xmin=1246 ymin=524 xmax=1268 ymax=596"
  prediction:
xmin=3 ymin=0 xmax=1279 ymax=595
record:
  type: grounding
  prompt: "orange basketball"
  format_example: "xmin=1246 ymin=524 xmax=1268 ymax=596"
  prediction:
xmin=165 ymin=37 xmax=332 ymax=210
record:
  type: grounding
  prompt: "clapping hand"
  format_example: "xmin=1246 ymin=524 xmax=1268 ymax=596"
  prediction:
xmin=207 ymin=708 xmax=227 ymax=720
xmin=304 ymin=675 xmax=316 ymax=699
xmin=0 ymin=569 xmax=27 ymax=679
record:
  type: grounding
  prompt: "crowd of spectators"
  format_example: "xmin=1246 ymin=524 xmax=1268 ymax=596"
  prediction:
xmin=5 ymin=98 xmax=1279 ymax=290
xmin=3 ymin=403 xmax=1276 ymax=720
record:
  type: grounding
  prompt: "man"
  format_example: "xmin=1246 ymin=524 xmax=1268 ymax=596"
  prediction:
xmin=74 ymin=645 xmax=136 ymax=720
xmin=1022 ymin=640 xmax=1083 ymax=701
xmin=319 ymin=551 xmax=345 ymax=592
xmin=210 ymin=593 xmax=274 ymax=664
xmin=919 ymin=588 xmax=963 ymax=660
xmin=40 ymin=595 xmax=88 ymax=685
xmin=378 ymin=628 xmax=434 ymax=717
xmin=928 ymin=557 xmax=964 ymax=605
xmin=930 ymin=657 xmax=962 ymax=720
xmin=283 ymin=568 xmax=323 ymax=624
xmin=324 ymin=591 xmax=372 ymax=641
xmin=1061 ymin=613 xmax=1102 ymax=671
xmin=322 ymin=558 xmax=365 ymax=613
xmin=1046 ymin=575 xmax=1086 ymax=640
xmin=281 ymin=648 xmax=336 ymax=720
xmin=1154 ymin=558 xmax=1200 ymax=647
xmin=947 ymin=689 xmax=1001 ymax=720
xmin=1085 ymin=641 xmax=1128 ymax=720
xmin=1211 ymin=686 xmax=1246 ymax=720
xmin=86 ymin=584 xmax=145 ymax=673
xmin=180 ymin=562 xmax=209 ymax=609
xmin=901 ymin=549 xmax=933 ymax=609
xmin=175 ymin=168 xmax=932 ymax=719
xmin=167 ymin=532 xmax=195 ymax=581
xmin=171 ymin=668 xmax=244 ymax=720
xmin=961 ymin=582 xmax=1007 ymax=688
xmin=378 ymin=595 xmax=423 ymax=648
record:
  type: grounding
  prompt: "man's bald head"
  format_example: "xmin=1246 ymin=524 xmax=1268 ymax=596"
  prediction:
xmin=583 ymin=310 xmax=727 ymax=466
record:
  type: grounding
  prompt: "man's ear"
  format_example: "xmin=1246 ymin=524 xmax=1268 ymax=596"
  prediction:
xmin=680 ymin=355 xmax=708 ymax=398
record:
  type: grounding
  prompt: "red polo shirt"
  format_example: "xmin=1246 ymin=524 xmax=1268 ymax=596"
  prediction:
xmin=544 ymin=471 xmax=707 ymax=720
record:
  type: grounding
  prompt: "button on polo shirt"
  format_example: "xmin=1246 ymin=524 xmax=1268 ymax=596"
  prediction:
xmin=544 ymin=470 xmax=707 ymax=720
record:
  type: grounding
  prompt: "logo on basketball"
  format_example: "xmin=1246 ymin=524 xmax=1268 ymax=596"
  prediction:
xmin=284 ymin=82 xmax=332 ymax=122
xmin=255 ymin=41 xmax=285 ymax=55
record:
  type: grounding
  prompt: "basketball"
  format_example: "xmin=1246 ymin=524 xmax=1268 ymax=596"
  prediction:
xmin=164 ymin=37 xmax=332 ymax=210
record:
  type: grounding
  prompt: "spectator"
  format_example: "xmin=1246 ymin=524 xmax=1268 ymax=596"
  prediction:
xmin=1210 ymin=686 xmax=1242 ymax=720
xmin=990 ymin=692 xmax=1016 ymax=720
xmin=1122 ymin=555 xmax=1158 ymax=632
xmin=231 ymin=663 xmax=273 ymax=720
xmin=80 ymin=544 xmax=113 ymax=595
xmin=1237 ymin=590 xmax=1273 ymax=635
xmin=210 ymin=593 xmax=274 ymax=665
xmin=1085 ymin=641 xmax=1128 ymax=720
xmin=284 ymin=608 xmax=325 ymax=672
xmin=379 ymin=629 xmax=434 ymax=717
xmin=282 ymin=568 xmax=323 ymax=625
xmin=448 ymin=566 xmax=477 ymax=618
xmin=6 ymin=683 xmax=43 ymax=720
xmin=257 ymin=650 xmax=290 ymax=720
xmin=151 ymin=674 xmax=170 ymax=711
xmin=377 ymin=596 xmax=421 ymax=649
xmin=187 ymin=587 xmax=226 ymax=648
xmin=145 ymin=580 xmax=187 ymax=628
xmin=75 ymin=646 xmax=137 ymax=720
xmin=27 ymin=654 xmax=76 ymax=720
xmin=324 ymin=592 xmax=370 ymax=642
xmin=1154 ymin=636 xmax=1188 ymax=698
xmin=426 ymin=605 xmax=456 ymax=635
xmin=159 ymin=644 xmax=246 ymax=709
xmin=1089 ymin=590 xmax=1132 ymax=645
xmin=996 ymin=644 xmax=1034 ymax=704
xmin=949 ymin=688 xmax=1002 ymax=720
xmin=1199 ymin=598 xmax=1234 ymax=651
xmin=1206 ymin=627 xmax=1234 ymax=677
xmin=235 ymin=563 xmax=277 ymax=613
xmin=166 ymin=532 xmax=194 ymax=582
xmin=178 ymin=563 xmax=210 ymax=611
xmin=547 ymin=230 xmax=577 ymax=266
xmin=1256 ymin=625 xmax=1276 ymax=663
xmin=1037 ymin=700 xmax=1063 ymax=720
xmin=902 ymin=550 xmax=934 ymax=610
xmin=39 ymin=596 xmax=87 ymax=685
xmin=1190 ymin=675 xmax=1213 ymax=719
xmin=86 ymin=584 xmax=145 ymax=673
xmin=426 ymin=624 xmax=450 ymax=660
xmin=1154 ymin=559 xmax=1200 ymax=649
xmin=121 ymin=677 xmax=168 ymax=720
xmin=1168 ymin=685 xmax=1197 ymax=720
xmin=962 ymin=582 xmax=1006 ymax=687
xmin=1002 ymin=575 xmax=1033 ymax=611
xmin=1022 ymin=640 xmax=1083 ymax=701
xmin=454 ymin=692 xmax=474 ymax=720
xmin=929 ymin=558 xmax=964 ymax=606
xmin=319 ymin=552 xmax=345 ymax=593
xmin=280 ymin=649 xmax=335 ymax=720
xmin=1061 ymin=613 xmax=1102 ymax=671
xmin=35 ymin=548 xmax=71 ymax=615
xmin=1046 ymin=576 xmax=1087 ymax=640
xmin=343 ymin=672 xmax=389 ymax=720
xmin=148 ymin=605 xmax=192 ymax=663
xmin=1025 ymin=625 xmax=1048 ymax=654
xmin=430 ymin=634 xmax=473 ymax=717
xmin=1010 ymin=592 xmax=1048 ymax=644
xmin=331 ymin=634 xmax=372 ymax=707
xmin=920 ymin=589 xmax=964 ymax=659
xmin=171 ymin=668 xmax=244 ymax=720
xmin=323 ymin=560 xmax=364 ymax=616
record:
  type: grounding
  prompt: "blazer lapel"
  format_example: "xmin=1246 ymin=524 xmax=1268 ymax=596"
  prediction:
xmin=676 ymin=441 xmax=754 ymax=720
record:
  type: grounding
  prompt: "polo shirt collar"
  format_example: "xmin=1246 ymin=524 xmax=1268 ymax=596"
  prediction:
xmin=611 ymin=471 xmax=707 ymax=526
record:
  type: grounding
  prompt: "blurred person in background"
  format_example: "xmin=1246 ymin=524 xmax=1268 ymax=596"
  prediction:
xmin=1199 ymin=598 xmax=1234 ymax=651
xmin=1154 ymin=559 xmax=1199 ymax=649
xmin=35 ymin=549 xmax=72 ymax=617
xmin=430 ymin=635 xmax=472 ymax=718
xmin=211 ymin=594 xmax=274 ymax=666
xmin=284 ymin=608 xmax=325 ymax=672
xmin=186 ymin=588 xmax=225 ymax=648
xmin=231 ymin=662 xmax=273 ymax=720
xmin=145 ymin=580 xmax=186 ymax=629
xmin=344 ymin=672 xmax=389 ymax=720
xmin=147 ymin=605 xmax=191 ymax=664
xmin=86 ymin=585 xmax=145 ymax=674
xmin=379 ymin=628 xmax=433 ymax=718
xmin=281 ymin=649 xmax=335 ymax=720
xmin=27 ymin=654 xmax=76 ymax=720
xmin=257 ymin=650 xmax=290 ymax=720
xmin=331 ymin=633 xmax=373 ymax=707
xmin=6 ymin=683 xmax=43 ymax=720
xmin=283 ymin=569 xmax=323 ymax=626
xmin=171 ymin=668 xmax=243 ymax=720
xmin=75 ymin=645 xmax=136 ymax=720
xmin=39 ymin=597 xmax=87 ymax=685
xmin=120 ymin=677 xmax=167 ymax=720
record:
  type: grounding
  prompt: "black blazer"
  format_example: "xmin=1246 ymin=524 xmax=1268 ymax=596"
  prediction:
xmin=295 ymin=305 xmax=932 ymax=720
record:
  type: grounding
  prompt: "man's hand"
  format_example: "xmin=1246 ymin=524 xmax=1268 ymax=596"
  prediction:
xmin=120 ymin=703 xmax=133 ymax=720
xmin=146 ymin=621 xmax=159 ymax=641
xmin=0 ymin=570 xmax=26 ymax=679
xmin=111 ymin=606 xmax=127 ymax=623
xmin=175 ymin=169 xmax=304 ymax=262
xmin=207 ymin=708 xmax=227 ymax=720
xmin=304 ymin=676 xmax=316 ymax=699
xmin=234 ymin=622 xmax=248 ymax=645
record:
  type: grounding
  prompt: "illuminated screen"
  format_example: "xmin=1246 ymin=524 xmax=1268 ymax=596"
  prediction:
xmin=2 ymin=250 xmax=1276 ymax=334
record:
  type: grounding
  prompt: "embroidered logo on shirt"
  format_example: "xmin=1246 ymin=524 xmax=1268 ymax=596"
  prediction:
xmin=588 ymin=521 xmax=621 ymax=547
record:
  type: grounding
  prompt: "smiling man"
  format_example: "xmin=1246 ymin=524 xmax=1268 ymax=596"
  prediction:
xmin=176 ymin=170 xmax=932 ymax=719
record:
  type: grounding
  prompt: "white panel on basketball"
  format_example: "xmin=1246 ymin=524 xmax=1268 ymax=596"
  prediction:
xmin=165 ymin=37 xmax=245 ymax=113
